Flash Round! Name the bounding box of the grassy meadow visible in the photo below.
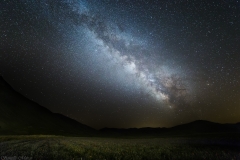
[0,135,239,160]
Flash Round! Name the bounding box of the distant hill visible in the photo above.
[1,76,239,137]
[0,76,96,136]
[170,120,240,135]
[101,120,240,137]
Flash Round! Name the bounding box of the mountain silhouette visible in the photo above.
[1,76,239,137]
[101,120,240,137]
[0,76,96,136]
[170,120,240,134]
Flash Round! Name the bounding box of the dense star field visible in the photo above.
[1,0,240,129]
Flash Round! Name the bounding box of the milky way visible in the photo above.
[53,0,192,108]
[1,0,240,129]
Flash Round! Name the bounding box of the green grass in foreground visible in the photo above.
[0,135,239,160]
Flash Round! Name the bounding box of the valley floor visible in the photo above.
[0,135,239,160]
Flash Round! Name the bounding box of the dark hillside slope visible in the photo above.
[0,76,96,136]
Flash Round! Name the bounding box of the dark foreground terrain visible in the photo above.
[0,135,239,160]
[1,76,240,160]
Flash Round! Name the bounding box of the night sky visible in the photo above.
[1,0,240,129]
